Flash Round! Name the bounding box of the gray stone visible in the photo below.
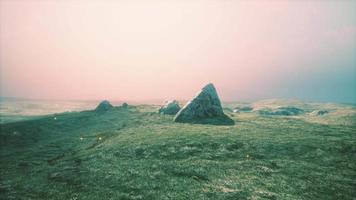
[95,100,114,112]
[174,83,234,125]
[122,102,129,108]
[312,110,329,116]
[159,100,181,115]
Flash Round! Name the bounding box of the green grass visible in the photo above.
[0,104,355,199]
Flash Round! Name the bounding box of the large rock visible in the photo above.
[159,100,181,115]
[95,100,114,112]
[174,83,234,125]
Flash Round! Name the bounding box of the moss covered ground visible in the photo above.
[1,103,355,199]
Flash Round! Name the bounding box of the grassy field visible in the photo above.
[0,101,356,200]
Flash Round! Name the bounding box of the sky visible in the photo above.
[1,0,355,103]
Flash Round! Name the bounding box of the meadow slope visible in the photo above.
[0,102,356,200]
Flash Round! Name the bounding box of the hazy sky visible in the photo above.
[1,0,355,103]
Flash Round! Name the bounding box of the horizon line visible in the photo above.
[1,96,355,106]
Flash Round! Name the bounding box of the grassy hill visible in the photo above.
[0,102,356,199]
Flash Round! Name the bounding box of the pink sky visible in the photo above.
[1,0,355,103]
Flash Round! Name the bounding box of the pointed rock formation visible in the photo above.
[95,100,114,112]
[159,100,181,115]
[174,83,234,125]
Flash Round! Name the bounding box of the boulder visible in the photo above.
[159,100,181,115]
[95,100,114,112]
[122,102,129,108]
[174,83,234,125]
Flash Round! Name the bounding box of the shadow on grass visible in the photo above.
[174,114,235,126]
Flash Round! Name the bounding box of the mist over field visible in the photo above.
[1,0,355,103]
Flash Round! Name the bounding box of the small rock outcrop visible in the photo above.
[174,83,234,125]
[159,100,181,115]
[258,107,304,116]
[233,106,253,113]
[122,102,129,109]
[312,110,329,116]
[95,100,114,112]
